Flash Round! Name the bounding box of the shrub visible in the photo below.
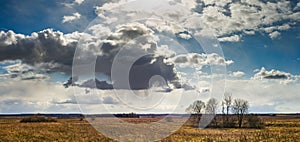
[221,115,236,128]
[20,116,57,123]
[246,114,265,129]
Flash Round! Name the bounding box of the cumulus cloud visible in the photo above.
[252,67,298,85]
[62,12,81,23]
[0,30,25,46]
[0,29,80,73]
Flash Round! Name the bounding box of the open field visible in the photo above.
[0,115,299,141]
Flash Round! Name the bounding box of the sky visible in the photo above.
[0,0,300,114]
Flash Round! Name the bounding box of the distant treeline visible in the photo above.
[1,113,299,118]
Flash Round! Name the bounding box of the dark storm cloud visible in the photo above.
[96,24,181,90]
[0,24,184,90]
[73,23,183,90]
[264,74,289,79]
[254,67,292,80]
[0,29,79,72]
[79,79,113,90]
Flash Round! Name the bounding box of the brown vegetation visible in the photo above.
[20,114,57,123]
[0,115,299,141]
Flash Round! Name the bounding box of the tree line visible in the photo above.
[186,93,265,129]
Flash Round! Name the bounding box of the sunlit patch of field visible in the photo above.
[0,115,299,141]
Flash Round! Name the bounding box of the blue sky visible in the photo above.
[224,28,300,77]
[0,0,300,113]
[0,0,101,34]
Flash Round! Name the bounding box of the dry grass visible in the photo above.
[0,118,113,141]
[0,116,299,141]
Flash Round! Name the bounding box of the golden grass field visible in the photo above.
[0,115,299,141]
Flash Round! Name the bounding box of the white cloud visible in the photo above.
[62,0,85,8]
[269,31,281,39]
[2,62,49,81]
[154,45,176,58]
[218,35,241,42]
[74,0,84,5]
[62,12,81,23]
[178,33,192,40]
[243,30,255,35]
[230,71,245,78]
[4,62,33,74]
[289,12,300,21]
[277,24,291,31]
[263,24,291,33]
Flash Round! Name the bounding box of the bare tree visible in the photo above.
[206,98,218,114]
[186,100,205,114]
[206,98,218,127]
[232,99,249,128]
[223,92,232,116]
[186,100,205,127]
[222,93,232,127]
